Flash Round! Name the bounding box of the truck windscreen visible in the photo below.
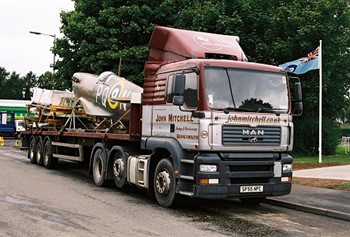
[205,67,288,113]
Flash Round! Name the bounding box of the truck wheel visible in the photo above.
[36,137,44,166]
[43,139,58,169]
[111,151,127,188]
[28,136,37,164]
[92,148,109,187]
[154,158,176,207]
[239,197,266,205]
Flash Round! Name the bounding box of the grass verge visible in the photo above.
[293,146,350,191]
[293,178,350,191]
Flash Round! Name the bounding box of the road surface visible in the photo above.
[0,144,349,236]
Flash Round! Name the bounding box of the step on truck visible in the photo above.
[21,26,302,207]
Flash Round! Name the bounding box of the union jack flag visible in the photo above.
[279,47,320,74]
[300,47,319,63]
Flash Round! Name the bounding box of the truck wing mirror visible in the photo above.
[290,77,303,116]
[293,101,303,116]
[173,96,184,106]
[172,74,186,106]
[173,74,186,96]
[294,81,302,101]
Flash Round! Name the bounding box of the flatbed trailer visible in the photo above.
[21,26,302,207]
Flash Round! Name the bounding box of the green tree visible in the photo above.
[37,71,66,90]
[0,68,40,100]
[55,0,160,87]
[54,0,203,87]
[54,0,350,155]
[0,67,10,91]
[22,71,38,100]
[175,0,350,155]
[2,72,23,99]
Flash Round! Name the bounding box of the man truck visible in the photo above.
[21,26,302,207]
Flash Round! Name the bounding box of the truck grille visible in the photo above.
[222,125,281,146]
[222,153,277,184]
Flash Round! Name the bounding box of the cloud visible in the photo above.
[0,0,74,76]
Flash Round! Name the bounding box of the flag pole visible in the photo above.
[319,40,323,163]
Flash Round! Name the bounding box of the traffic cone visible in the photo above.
[0,137,4,146]
[15,139,20,147]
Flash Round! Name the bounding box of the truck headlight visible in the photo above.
[199,164,217,172]
[283,164,292,172]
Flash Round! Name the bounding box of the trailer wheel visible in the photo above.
[239,197,266,205]
[154,158,176,207]
[43,139,58,169]
[92,148,109,187]
[36,137,44,166]
[111,151,127,188]
[28,136,37,164]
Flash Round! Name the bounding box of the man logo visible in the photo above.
[249,137,258,143]
[242,130,264,136]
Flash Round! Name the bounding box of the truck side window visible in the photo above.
[166,73,198,109]
[166,75,175,103]
[183,73,198,109]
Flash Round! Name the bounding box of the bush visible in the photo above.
[322,119,340,155]
[293,116,317,155]
[293,116,340,155]
[340,126,350,137]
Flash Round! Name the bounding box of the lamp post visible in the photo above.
[29,31,57,89]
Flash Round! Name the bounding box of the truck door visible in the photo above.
[152,72,199,150]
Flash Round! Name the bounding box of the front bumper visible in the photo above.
[191,152,292,199]
[194,182,291,199]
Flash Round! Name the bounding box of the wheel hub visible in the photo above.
[113,158,124,179]
[36,151,41,163]
[94,156,103,179]
[29,150,34,159]
[43,151,48,165]
[156,170,171,194]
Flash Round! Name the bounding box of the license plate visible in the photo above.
[240,185,263,193]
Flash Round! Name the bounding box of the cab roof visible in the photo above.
[148,26,248,62]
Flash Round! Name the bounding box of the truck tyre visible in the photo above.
[154,158,176,207]
[28,136,37,164]
[36,137,44,166]
[92,148,110,187]
[43,139,58,169]
[111,151,127,188]
[239,197,266,205]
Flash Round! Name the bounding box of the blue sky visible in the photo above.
[0,0,74,76]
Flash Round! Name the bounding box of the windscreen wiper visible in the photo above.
[220,107,286,115]
[257,107,287,115]
[221,107,257,114]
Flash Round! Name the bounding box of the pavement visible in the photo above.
[293,165,350,181]
[266,165,350,221]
